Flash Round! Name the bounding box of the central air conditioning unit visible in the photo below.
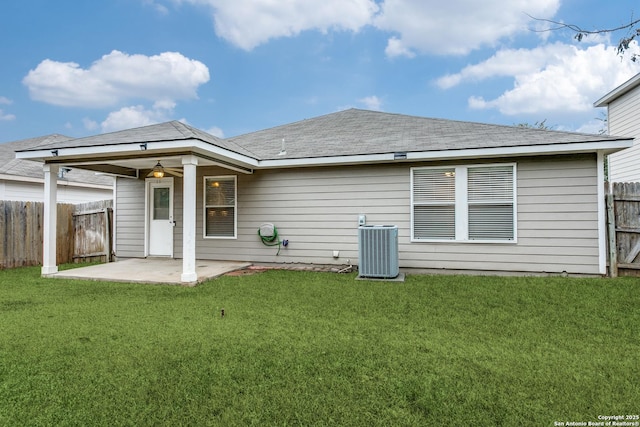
[358,225,399,279]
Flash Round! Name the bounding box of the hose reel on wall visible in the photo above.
[258,223,288,255]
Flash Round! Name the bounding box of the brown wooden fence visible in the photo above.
[607,182,640,277]
[0,200,112,269]
[73,201,113,264]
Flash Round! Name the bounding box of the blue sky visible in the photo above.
[1,0,640,143]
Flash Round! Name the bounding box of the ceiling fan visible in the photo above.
[146,161,184,178]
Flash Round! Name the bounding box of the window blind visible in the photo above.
[204,176,236,238]
[412,168,455,240]
[411,164,515,242]
[468,166,514,240]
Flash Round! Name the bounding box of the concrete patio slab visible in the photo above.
[49,258,252,285]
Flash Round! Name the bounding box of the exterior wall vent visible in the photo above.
[358,225,399,279]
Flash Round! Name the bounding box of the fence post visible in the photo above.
[606,184,618,278]
[104,208,111,263]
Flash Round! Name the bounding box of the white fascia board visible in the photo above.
[54,181,113,190]
[0,174,43,183]
[16,138,259,169]
[258,152,392,168]
[55,181,114,190]
[256,139,634,169]
[0,173,113,189]
[16,136,633,171]
[188,143,258,170]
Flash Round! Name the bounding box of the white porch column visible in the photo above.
[181,155,198,283]
[42,164,59,275]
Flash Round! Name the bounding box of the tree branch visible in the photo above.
[527,14,640,36]
[527,13,640,61]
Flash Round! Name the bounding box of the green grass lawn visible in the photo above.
[0,266,638,426]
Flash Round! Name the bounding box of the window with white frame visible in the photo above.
[204,176,237,238]
[411,164,516,242]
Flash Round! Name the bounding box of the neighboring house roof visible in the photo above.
[594,73,640,107]
[15,109,634,173]
[1,134,112,187]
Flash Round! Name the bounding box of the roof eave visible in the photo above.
[594,73,640,107]
[16,135,632,171]
[15,138,260,170]
[256,139,634,169]
[0,173,113,189]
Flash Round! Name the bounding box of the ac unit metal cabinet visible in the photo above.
[358,225,399,278]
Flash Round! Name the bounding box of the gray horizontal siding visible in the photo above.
[404,156,598,275]
[190,156,600,274]
[115,176,183,258]
[113,155,601,274]
[195,165,407,264]
[608,87,640,136]
[114,177,145,258]
[608,144,640,182]
[608,86,640,182]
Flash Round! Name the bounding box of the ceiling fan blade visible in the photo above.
[165,168,184,177]
[145,167,183,178]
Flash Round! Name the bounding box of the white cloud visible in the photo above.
[168,0,566,58]
[23,50,209,108]
[576,118,607,135]
[143,0,170,14]
[206,126,224,138]
[375,0,560,57]
[100,102,175,133]
[83,118,99,131]
[441,42,640,116]
[153,99,177,110]
[0,96,14,121]
[0,110,16,121]
[174,0,378,50]
[384,37,416,58]
[162,0,571,61]
[436,44,569,89]
[358,95,383,110]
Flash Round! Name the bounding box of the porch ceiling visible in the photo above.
[48,152,254,177]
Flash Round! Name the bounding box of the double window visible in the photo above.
[204,176,236,238]
[411,164,516,242]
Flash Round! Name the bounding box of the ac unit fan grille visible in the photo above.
[358,225,399,279]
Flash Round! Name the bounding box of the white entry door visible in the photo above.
[147,178,174,257]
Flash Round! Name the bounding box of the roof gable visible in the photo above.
[24,121,258,159]
[594,73,640,107]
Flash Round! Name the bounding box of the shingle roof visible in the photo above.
[28,120,258,159]
[14,109,631,168]
[227,108,622,160]
[0,135,112,185]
